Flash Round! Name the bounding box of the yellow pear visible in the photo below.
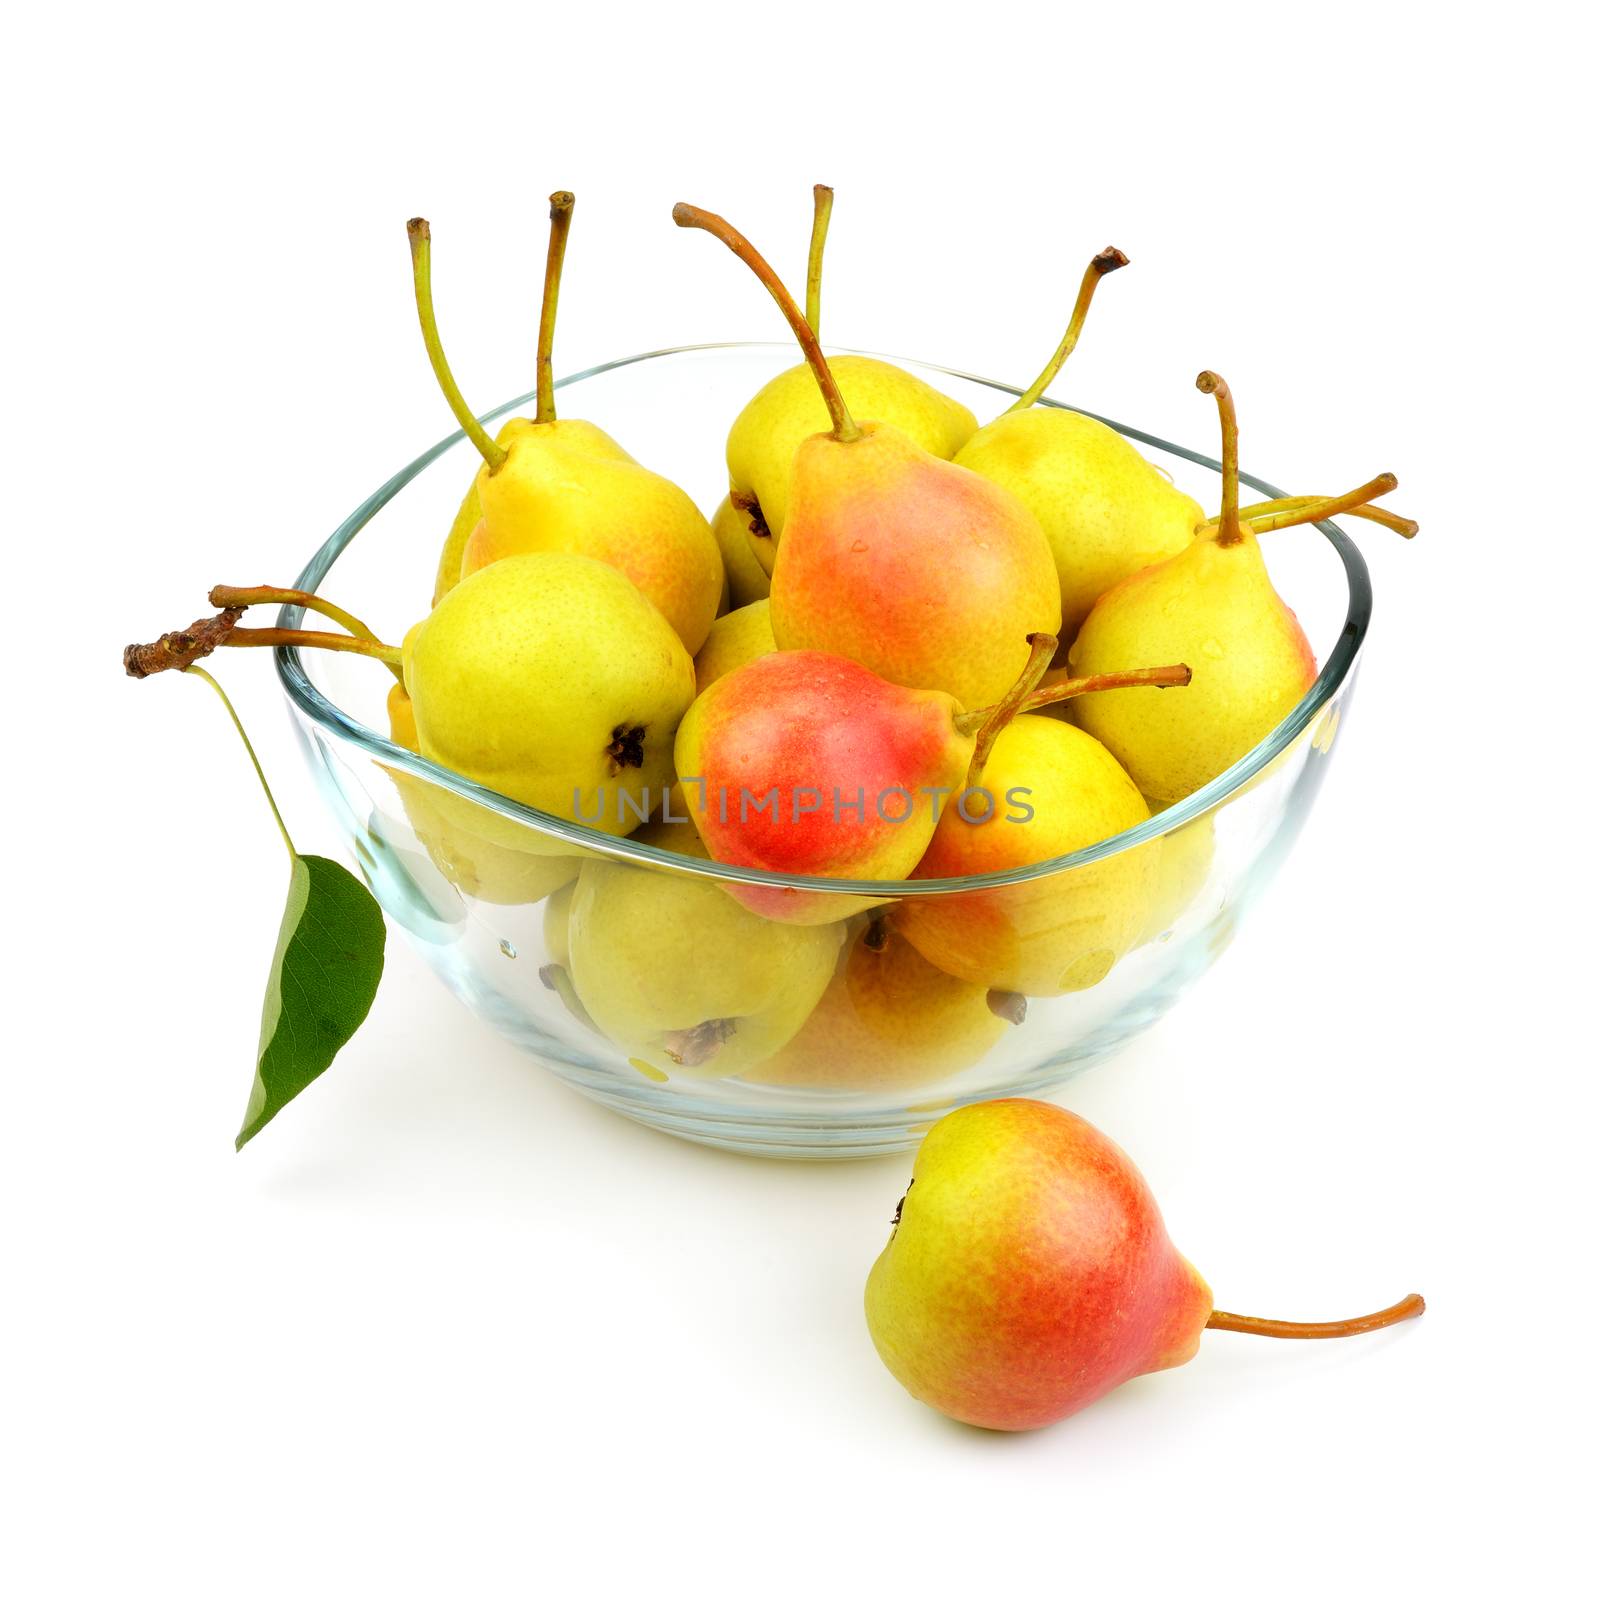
[693,599,776,695]
[896,714,1158,996]
[709,494,771,608]
[743,921,1008,1091]
[952,247,1204,637]
[410,205,721,651]
[566,820,844,1078]
[1136,808,1216,946]
[385,684,581,904]
[1068,373,1410,805]
[402,552,695,837]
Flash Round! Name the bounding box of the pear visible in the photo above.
[720,185,977,571]
[674,643,1052,923]
[566,820,844,1078]
[675,201,1059,710]
[693,599,776,695]
[866,1099,1425,1432]
[1136,806,1216,946]
[897,712,1161,995]
[1068,371,1411,805]
[709,494,771,607]
[742,920,1009,1092]
[728,355,978,567]
[385,683,581,904]
[952,246,1206,637]
[410,206,722,651]
[404,551,695,836]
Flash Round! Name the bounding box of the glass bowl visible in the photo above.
[276,344,1368,1158]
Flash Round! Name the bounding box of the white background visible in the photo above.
[6,4,1595,1594]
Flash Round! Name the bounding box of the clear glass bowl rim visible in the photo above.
[276,342,1372,898]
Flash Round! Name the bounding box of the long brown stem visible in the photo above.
[208,586,404,683]
[954,632,1058,785]
[1021,663,1192,714]
[1221,496,1419,540]
[1196,371,1241,545]
[1226,474,1404,537]
[224,627,403,666]
[1207,1293,1425,1339]
[806,184,833,337]
[536,191,575,424]
[1009,247,1129,412]
[407,218,508,472]
[673,202,861,442]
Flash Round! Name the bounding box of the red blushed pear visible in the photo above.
[673,202,1061,710]
[1068,371,1417,806]
[410,204,722,652]
[674,641,1186,925]
[866,1099,1425,1432]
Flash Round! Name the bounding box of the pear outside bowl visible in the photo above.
[277,344,1370,1159]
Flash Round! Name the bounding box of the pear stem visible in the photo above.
[207,585,404,683]
[1223,496,1419,540]
[954,633,1058,785]
[535,191,575,425]
[1221,474,1405,538]
[806,184,833,337]
[184,665,297,860]
[1207,1293,1425,1340]
[673,202,861,443]
[1009,248,1130,412]
[407,218,508,473]
[1020,663,1192,714]
[1196,371,1241,545]
[225,627,403,667]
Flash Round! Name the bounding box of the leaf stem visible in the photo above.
[673,201,861,443]
[1207,1293,1425,1339]
[536,191,575,424]
[1009,248,1129,412]
[806,184,833,337]
[185,665,296,860]
[407,218,508,472]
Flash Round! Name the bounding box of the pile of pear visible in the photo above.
[377,190,1413,1092]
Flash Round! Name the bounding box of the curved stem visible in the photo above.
[1222,474,1405,538]
[185,665,296,860]
[1021,663,1192,714]
[673,202,861,442]
[224,627,403,667]
[1196,371,1240,545]
[209,585,404,683]
[536,191,575,424]
[407,218,508,472]
[806,184,833,337]
[1207,1293,1425,1340]
[954,633,1058,784]
[1009,247,1129,412]
[1221,496,1419,540]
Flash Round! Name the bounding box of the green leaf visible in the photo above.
[237,854,386,1150]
